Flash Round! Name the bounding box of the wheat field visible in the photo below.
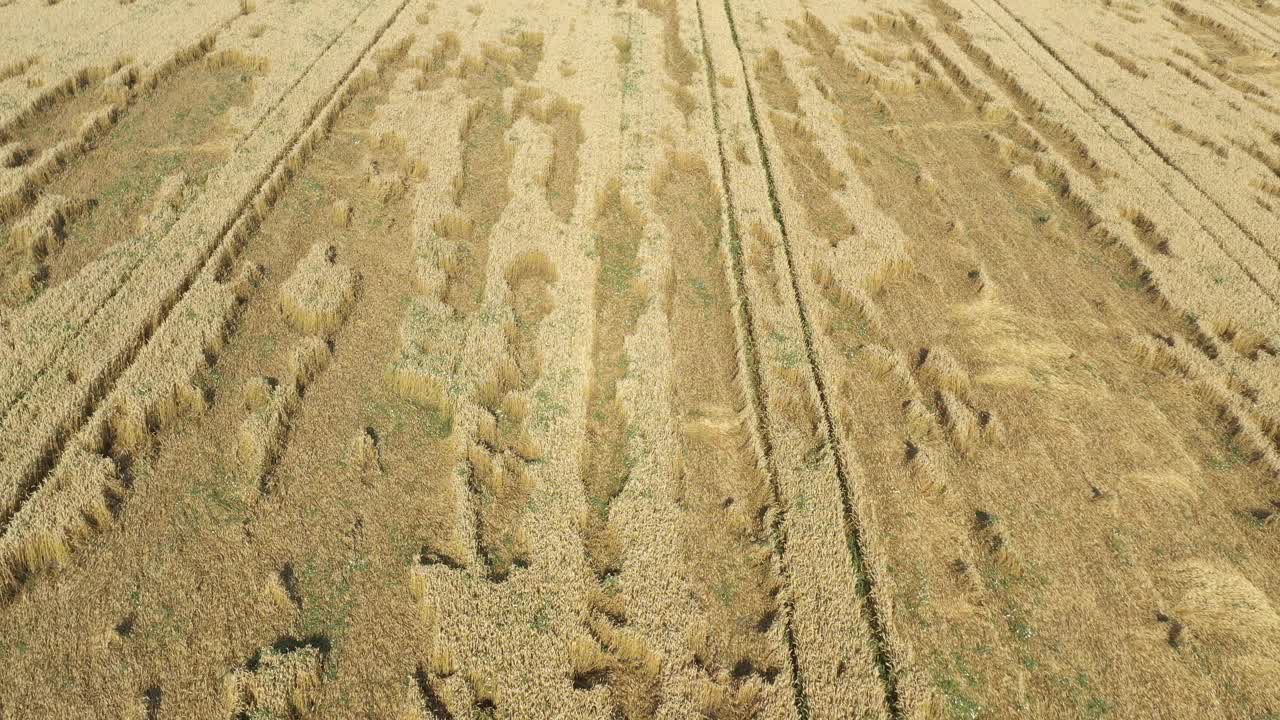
[1,0,1278,717]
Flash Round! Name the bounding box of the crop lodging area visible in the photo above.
[1,0,1279,717]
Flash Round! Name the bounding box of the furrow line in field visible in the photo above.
[692,0,808,716]
[718,0,902,716]
[977,0,1280,295]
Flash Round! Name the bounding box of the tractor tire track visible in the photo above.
[716,0,903,716]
